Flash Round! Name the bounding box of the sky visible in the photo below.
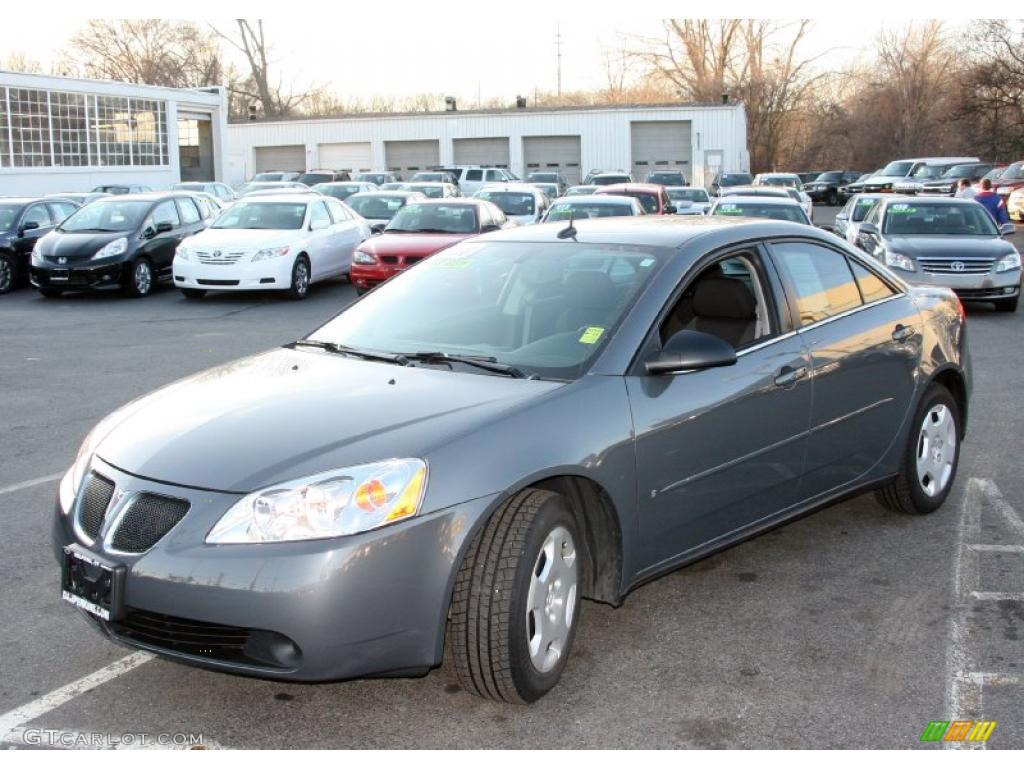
[5,14,967,106]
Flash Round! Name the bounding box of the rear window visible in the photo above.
[476,191,535,215]
[593,175,630,186]
[347,195,408,220]
[713,201,809,224]
[546,202,634,220]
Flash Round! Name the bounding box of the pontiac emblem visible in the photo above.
[58,256,67,264]
[951,261,965,272]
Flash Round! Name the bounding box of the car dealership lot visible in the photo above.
[1,209,1022,749]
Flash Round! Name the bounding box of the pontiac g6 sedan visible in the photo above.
[54,217,970,704]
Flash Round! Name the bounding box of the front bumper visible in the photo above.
[804,188,834,202]
[918,185,957,197]
[350,263,404,291]
[53,456,496,681]
[900,268,1021,298]
[173,257,291,292]
[31,261,129,290]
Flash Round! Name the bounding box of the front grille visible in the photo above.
[80,473,115,539]
[109,609,301,669]
[405,255,424,265]
[110,493,189,553]
[196,251,246,265]
[197,279,240,286]
[380,255,399,265]
[918,257,994,275]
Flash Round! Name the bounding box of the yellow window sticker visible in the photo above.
[579,327,605,344]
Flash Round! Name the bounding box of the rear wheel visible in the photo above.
[447,489,581,703]
[994,295,1018,313]
[181,288,206,300]
[827,190,838,206]
[875,384,961,515]
[286,257,310,300]
[0,252,14,294]
[123,259,154,298]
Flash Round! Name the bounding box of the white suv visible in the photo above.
[453,167,517,196]
[173,194,370,300]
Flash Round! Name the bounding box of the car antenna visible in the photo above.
[557,210,577,240]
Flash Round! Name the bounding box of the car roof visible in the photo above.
[550,195,637,205]
[877,195,978,206]
[348,190,421,198]
[665,186,707,192]
[87,192,183,202]
[0,197,46,205]
[715,196,802,206]
[478,183,542,193]
[596,183,664,194]
[756,172,799,178]
[721,186,789,196]
[234,195,315,204]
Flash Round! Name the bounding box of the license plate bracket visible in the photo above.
[50,269,70,281]
[61,544,126,621]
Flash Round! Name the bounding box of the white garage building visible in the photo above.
[226,103,748,188]
[0,70,228,195]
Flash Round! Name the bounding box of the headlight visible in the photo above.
[252,246,290,262]
[353,250,377,265]
[175,246,190,261]
[996,251,1021,273]
[92,237,127,260]
[205,459,428,544]
[884,251,916,272]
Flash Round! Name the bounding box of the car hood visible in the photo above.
[94,347,561,493]
[361,232,472,257]
[182,228,297,250]
[38,230,132,258]
[882,235,1015,259]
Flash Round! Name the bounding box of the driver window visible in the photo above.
[309,201,331,228]
[659,251,775,350]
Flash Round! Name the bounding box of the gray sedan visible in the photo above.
[54,217,970,703]
[854,196,1021,312]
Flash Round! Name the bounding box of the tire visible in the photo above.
[875,384,961,515]
[355,286,369,296]
[181,288,206,300]
[827,191,838,206]
[123,259,154,298]
[0,252,14,294]
[994,295,1018,313]
[447,488,582,704]
[286,257,310,301]
[38,287,63,298]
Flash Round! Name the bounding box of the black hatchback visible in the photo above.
[0,197,80,294]
[30,193,208,298]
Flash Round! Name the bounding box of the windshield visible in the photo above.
[412,173,444,182]
[357,174,386,184]
[942,164,979,179]
[299,173,333,185]
[593,175,630,186]
[911,165,949,179]
[1000,162,1024,181]
[212,201,307,230]
[527,173,559,183]
[173,183,206,191]
[253,173,285,181]
[476,191,535,215]
[385,203,478,234]
[315,184,363,200]
[883,202,999,236]
[758,176,801,190]
[348,195,408,220]
[720,173,753,186]
[307,242,665,379]
[983,167,1006,182]
[879,161,914,177]
[814,172,843,183]
[667,189,710,203]
[618,191,659,213]
[413,185,444,198]
[648,172,684,184]
[546,201,635,220]
[713,201,809,224]
[566,186,597,196]
[58,200,150,232]
[852,197,880,222]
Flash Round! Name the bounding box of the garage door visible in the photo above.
[453,137,510,168]
[318,142,372,173]
[384,140,440,179]
[523,136,582,185]
[253,145,305,173]
[630,121,692,183]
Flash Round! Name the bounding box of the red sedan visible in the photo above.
[350,199,514,294]
[595,183,677,215]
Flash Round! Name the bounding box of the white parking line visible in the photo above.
[0,652,152,744]
[967,544,1024,553]
[971,591,1024,601]
[0,472,63,496]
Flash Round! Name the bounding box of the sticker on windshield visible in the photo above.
[889,204,916,214]
[640,258,655,267]
[436,256,472,269]
[716,204,742,215]
[578,327,605,345]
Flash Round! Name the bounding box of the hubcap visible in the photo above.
[135,262,152,294]
[526,526,577,674]
[295,262,309,295]
[0,257,10,291]
[916,404,956,497]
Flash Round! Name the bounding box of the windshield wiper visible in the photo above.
[292,339,409,365]
[403,351,527,378]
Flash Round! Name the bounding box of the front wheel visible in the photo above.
[447,489,581,703]
[286,257,310,301]
[0,252,14,294]
[876,384,961,515]
[123,259,154,298]
[827,191,838,206]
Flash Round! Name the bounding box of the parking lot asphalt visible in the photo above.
[1,208,1022,749]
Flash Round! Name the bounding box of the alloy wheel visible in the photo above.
[525,525,578,674]
[294,261,309,296]
[135,262,152,295]
[0,256,11,293]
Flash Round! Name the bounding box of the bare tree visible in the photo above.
[213,20,308,119]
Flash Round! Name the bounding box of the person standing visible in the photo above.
[974,178,1009,224]
[955,179,977,199]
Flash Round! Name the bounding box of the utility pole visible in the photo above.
[556,22,562,99]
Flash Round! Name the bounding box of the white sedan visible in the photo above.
[474,183,551,226]
[173,194,370,300]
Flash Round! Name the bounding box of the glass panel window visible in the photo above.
[178,197,202,225]
[8,88,51,167]
[51,91,90,166]
[147,200,180,230]
[771,241,863,325]
[23,203,53,227]
[131,98,166,166]
[849,258,897,304]
[309,201,331,227]
[94,95,131,166]
[0,90,9,167]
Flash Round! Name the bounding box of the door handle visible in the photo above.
[774,365,808,387]
[891,324,914,342]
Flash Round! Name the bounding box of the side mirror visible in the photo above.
[480,223,501,233]
[818,224,837,233]
[142,225,156,239]
[155,221,174,234]
[18,221,40,236]
[664,204,677,215]
[999,222,1016,236]
[370,223,386,234]
[645,330,737,375]
[858,221,879,236]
